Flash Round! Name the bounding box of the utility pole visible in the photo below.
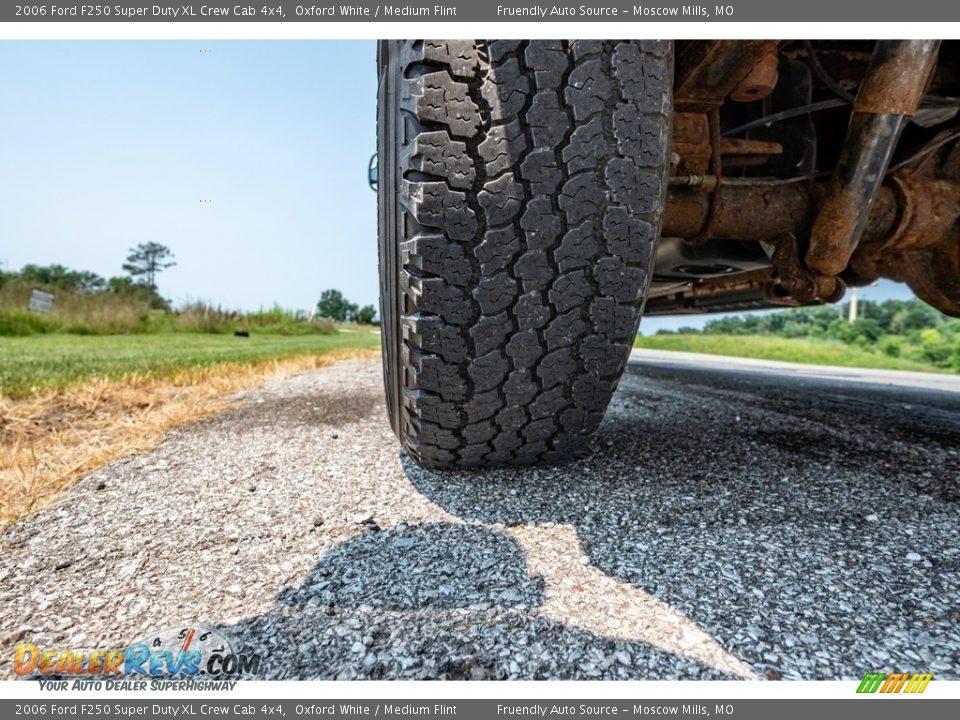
[848,286,859,322]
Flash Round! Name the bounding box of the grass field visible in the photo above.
[0,328,381,399]
[1,328,382,524]
[634,333,946,373]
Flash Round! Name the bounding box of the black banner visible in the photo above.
[3,1,960,22]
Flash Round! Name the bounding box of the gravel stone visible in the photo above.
[1,354,958,680]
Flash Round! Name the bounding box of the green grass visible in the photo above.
[634,334,947,373]
[0,329,381,399]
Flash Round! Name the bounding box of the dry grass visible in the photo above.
[0,348,378,526]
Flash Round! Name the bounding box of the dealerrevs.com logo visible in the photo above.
[13,625,262,688]
[857,672,934,694]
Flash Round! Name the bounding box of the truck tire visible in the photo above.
[378,40,673,469]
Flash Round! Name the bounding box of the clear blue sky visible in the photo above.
[0,40,917,328]
[0,40,379,313]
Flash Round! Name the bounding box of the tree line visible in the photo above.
[658,298,960,369]
[315,289,377,325]
[2,245,379,325]
[0,242,175,309]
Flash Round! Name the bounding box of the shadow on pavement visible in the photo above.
[403,364,960,679]
[219,362,959,680]
[218,520,731,680]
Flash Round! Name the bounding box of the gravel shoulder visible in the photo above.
[1,354,958,680]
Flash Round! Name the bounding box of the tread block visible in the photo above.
[527,91,570,147]
[522,418,556,443]
[403,315,468,363]
[603,207,653,264]
[614,42,670,110]
[406,391,462,427]
[478,120,527,176]
[529,386,568,420]
[543,308,588,349]
[515,291,552,330]
[555,220,599,272]
[613,103,666,168]
[478,173,524,226]
[470,311,513,356]
[565,58,614,122]
[481,57,531,122]
[594,257,645,303]
[404,180,477,242]
[491,430,524,455]
[505,328,542,369]
[476,226,522,276]
[589,297,639,339]
[402,234,472,287]
[407,353,467,402]
[408,440,457,468]
[463,420,497,444]
[406,276,474,325]
[573,374,611,413]
[512,440,550,465]
[549,269,592,313]
[404,72,481,139]
[411,418,462,450]
[520,148,564,196]
[562,116,608,174]
[558,174,604,225]
[463,388,503,422]
[520,197,563,250]
[515,250,554,292]
[488,40,523,64]
[459,442,492,466]
[604,158,661,215]
[570,41,604,62]
[472,271,518,314]
[406,131,476,190]
[537,346,576,390]
[503,369,539,406]
[524,41,569,90]
[582,335,628,377]
[496,406,528,432]
[419,40,481,78]
[468,349,509,392]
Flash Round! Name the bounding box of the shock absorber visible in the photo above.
[805,40,941,277]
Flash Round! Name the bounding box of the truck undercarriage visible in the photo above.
[646,40,960,318]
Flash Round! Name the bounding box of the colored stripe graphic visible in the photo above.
[881,672,908,693]
[857,672,885,693]
[904,673,933,693]
[857,672,933,694]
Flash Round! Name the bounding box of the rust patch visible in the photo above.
[731,53,779,103]
[850,172,960,316]
[675,40,783,106]
[853,40,940,116]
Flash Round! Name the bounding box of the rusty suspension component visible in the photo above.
[730,53,779,103]
[673,41,786,248]
[805,40,942,277]
[675,40,783,106]
[849,172,960,316]
[661,173,960,315]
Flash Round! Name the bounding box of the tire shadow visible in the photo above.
[399,363,960,680]
[217,521,731,680]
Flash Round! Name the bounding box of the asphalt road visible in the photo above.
[1,351,958,680]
